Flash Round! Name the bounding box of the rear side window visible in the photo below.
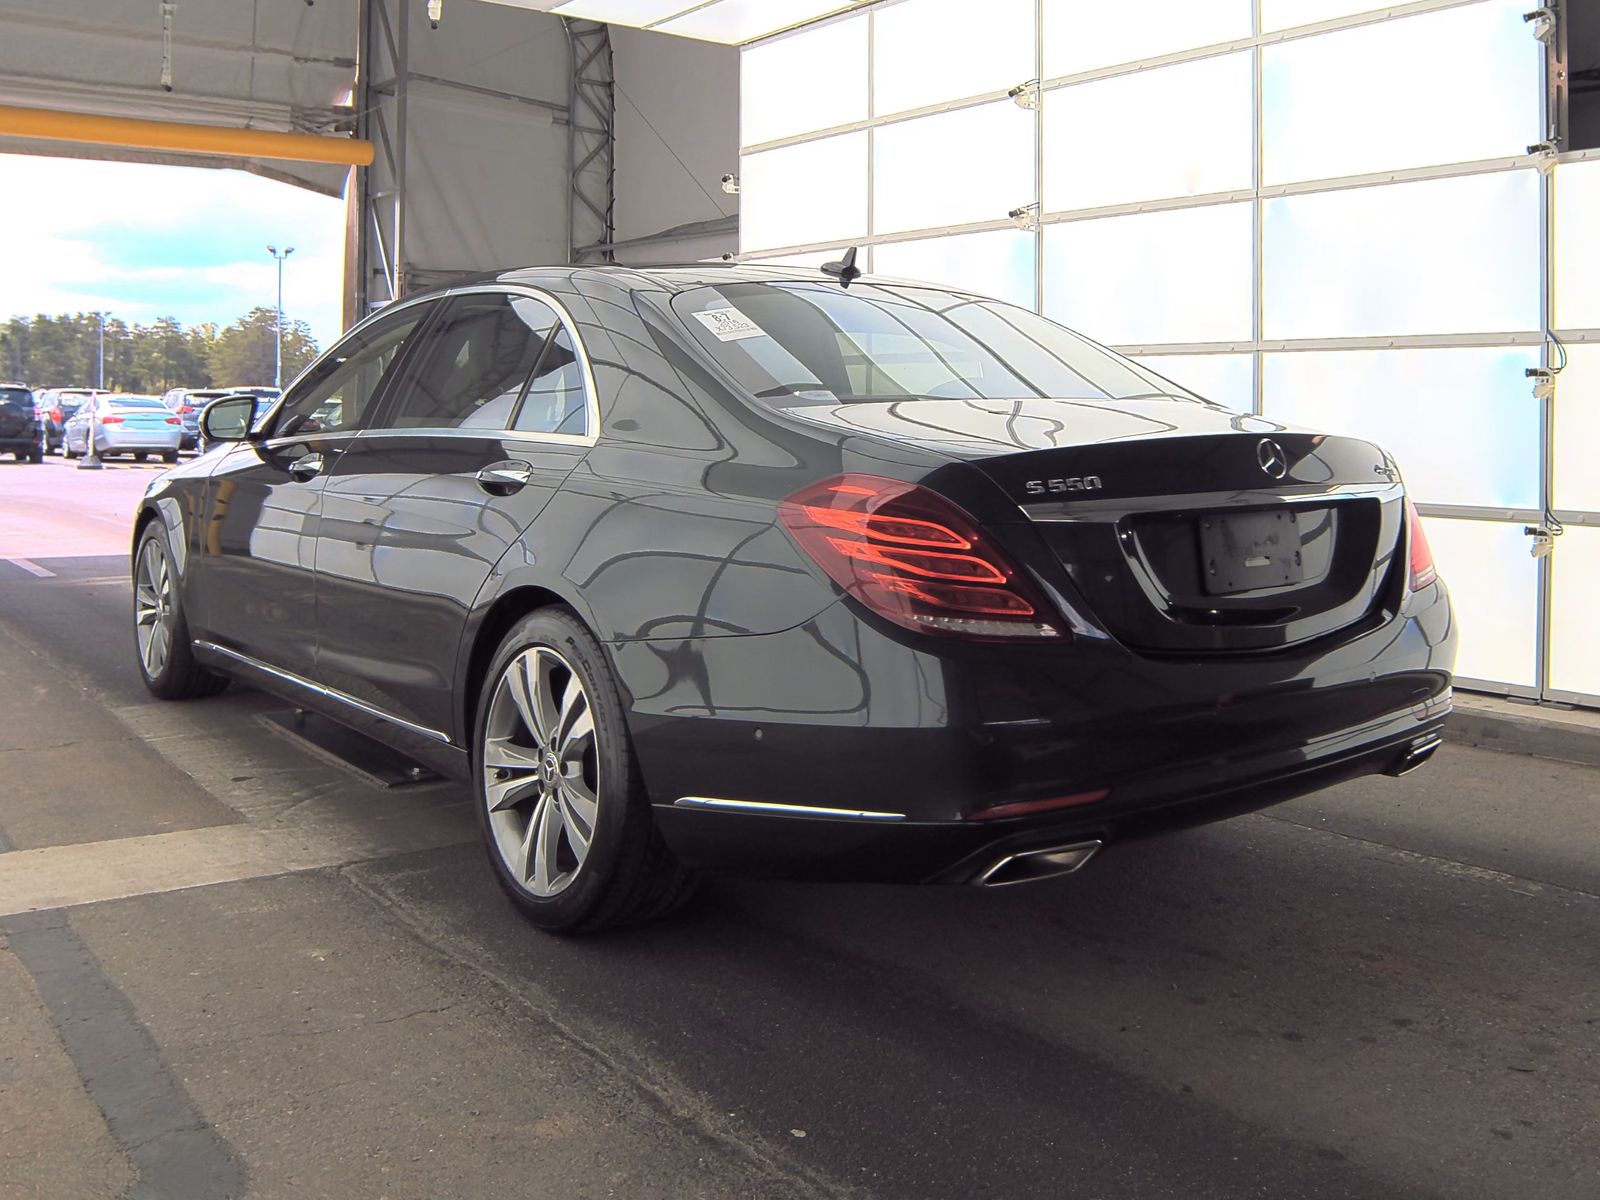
[512,326,587,436]
[385,293,562,432]
[0,388,31,409]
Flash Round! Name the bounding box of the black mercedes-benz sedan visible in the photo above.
[130,264,1456,932]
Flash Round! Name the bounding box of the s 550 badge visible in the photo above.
[1024,476,1103,496]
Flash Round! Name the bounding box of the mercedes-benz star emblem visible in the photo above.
[1256,438,1289,480]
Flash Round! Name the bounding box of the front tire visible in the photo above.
[474,609,694,933]
[133,523,230,701]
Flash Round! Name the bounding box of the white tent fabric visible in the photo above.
[0,0,361,195]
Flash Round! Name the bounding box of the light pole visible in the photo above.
[96,311,105,389]
[266,245,295,387]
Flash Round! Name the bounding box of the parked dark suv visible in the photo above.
[0,384,43,462]
[130,265,1456,933]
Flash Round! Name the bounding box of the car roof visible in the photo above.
[426,262,907,298]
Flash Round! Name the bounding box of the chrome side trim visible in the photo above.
[192,641,453,746]
[672,796,906,822]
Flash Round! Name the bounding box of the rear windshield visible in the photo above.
[670,281,1201,407]
[0,388,32,408]
[111,397,165,409]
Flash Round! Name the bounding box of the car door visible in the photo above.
[314,287,596,741]
[191,301,436,678]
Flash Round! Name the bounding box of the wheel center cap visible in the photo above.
[541,753,559,785]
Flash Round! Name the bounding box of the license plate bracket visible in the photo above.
[1198,509,1304,595]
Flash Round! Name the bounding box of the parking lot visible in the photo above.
[1,453,1598,1200]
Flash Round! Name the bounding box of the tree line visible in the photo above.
[0,308,321,393]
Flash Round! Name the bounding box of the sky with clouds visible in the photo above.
[0,154,347,349]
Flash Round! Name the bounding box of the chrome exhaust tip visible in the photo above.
[1387,733,1444,778]
[976,840,1102,887]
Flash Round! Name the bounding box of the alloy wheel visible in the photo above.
[482,646,600,898]
[134,538,175,678]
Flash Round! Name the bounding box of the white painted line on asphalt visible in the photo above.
[0,810,473,918]
[6,558,55,578]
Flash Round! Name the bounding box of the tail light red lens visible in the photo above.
[99,415,124,425]
[178,405,194,414]
[50,408,62,422]
[165,416,181,425]
[779,473,1063,640]
[969,789,1109,821]
[1406,499,1436,590]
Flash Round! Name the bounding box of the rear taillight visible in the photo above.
[178,405,194,414]
[1406,499,1436,590]
[779,473,1063,640]
[50,408,62,422]
[99,415,124,425]
[165,416,181,425]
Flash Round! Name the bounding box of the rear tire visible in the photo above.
[474,609,695,934]
[63,443,77,460]
[161,451,178,464]
[132,523,230,701]
[133,452,147,462]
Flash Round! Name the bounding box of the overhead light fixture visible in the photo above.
[427,0,442,27]
[1009,202,1040,231]
[1523,7,1555,44]
[720,172,740,194]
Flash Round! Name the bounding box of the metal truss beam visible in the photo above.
[565,18,615,263]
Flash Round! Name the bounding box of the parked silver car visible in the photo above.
[160,388,234,450]
[63,394,182,462]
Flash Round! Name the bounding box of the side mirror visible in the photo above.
[199,395,258,444]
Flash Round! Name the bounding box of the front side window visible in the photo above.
[275,304,432,438]
[384,293,572,432]
[670,281,1204,407]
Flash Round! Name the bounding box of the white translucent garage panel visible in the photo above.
[872,229,1037,309]
[873,102,1033,236]
[1555,159,1600,330]
[1132,354,1255,412]
[739,131,867,252]
[741,16,866,146]
[1422,517,1538,688]
[1550,527,1600,698]
[1262,3,1540,184]
[1042,0,1251,76]
[1262,171,1540,339]
[1262,0,1396,31]
[1043,203,1253,345]
[1044,54,1251,212]
[1553,345,1600,513]
[1263,348,1541,509]
[874,0,1034,115]
[743,251,836,267]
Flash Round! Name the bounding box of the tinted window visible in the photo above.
[385,293,558,431]
[512,326,587,436]
[111,397,165,409]
[671,282,1200,406]
[276,305,431,438]
[0,388,30,410]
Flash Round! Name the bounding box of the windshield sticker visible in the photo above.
[691,306,766,342]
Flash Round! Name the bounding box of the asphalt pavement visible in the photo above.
[1,452,1598,1200]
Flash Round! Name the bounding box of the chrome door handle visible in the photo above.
[288,452,324,481]
[476,460,534,494]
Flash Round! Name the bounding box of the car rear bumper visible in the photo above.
[0,435,39,451]
[622,582,1457,883]
[650,702,1448,884]
[99,428,182,452]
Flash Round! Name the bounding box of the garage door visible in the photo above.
[735,0,1600,707]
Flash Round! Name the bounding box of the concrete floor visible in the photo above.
[2,453,1598,1200]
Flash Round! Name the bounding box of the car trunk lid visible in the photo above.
[784,397,1408,654]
